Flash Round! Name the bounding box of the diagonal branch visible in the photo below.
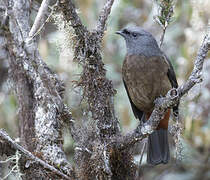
[28,0,51,39]
[58,0,88,38]
[96,0,115,37]
[178,34,210,97]
[0,129,73,180]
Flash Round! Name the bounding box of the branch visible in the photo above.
[57,0,120,139]
[178,35,210,97]
[154,0,176,47]
[96,0,115,37]
[159,27,166,48]
[28,0,52,39]
[0,129,73,180]
[57,2,122,177]
[58,0,87,38]
[3,0,76,177]
[118,33,210,150]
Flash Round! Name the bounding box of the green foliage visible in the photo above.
[155,0,175,28]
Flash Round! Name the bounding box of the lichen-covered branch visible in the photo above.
[0,130,72,180]
[1,0,75,178]
[96,0,115,37]
[58,0,120,139]
[57,0,88,37]
[178,35,210,97]
[57,1,129,179]
[3,0,208,179]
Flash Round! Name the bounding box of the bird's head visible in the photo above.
[116,26,161,56]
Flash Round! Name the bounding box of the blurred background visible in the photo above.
[0,0,210,179]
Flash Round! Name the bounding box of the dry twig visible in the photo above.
[28,0,51,39]
[0,129,72,180]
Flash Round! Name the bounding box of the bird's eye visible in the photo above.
[132,33,138,37]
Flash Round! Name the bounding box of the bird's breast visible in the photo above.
[122,55,171,112]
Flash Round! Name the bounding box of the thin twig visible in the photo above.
[0,129,73,180]
[28,0,51,39]
[96,0,115,36]
[135,139,147,179]
[159,27,166,48]
[139,140,147,166]
[0,151,23,180]
[28,4,55,41]
[154,0,175,48]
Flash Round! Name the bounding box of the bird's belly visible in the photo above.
[127,75,170,112]
[123,55,171,112]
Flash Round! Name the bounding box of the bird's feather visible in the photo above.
[123,79,144,122]
[164,55,179,119]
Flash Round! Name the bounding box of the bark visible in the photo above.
[1,0,74,179]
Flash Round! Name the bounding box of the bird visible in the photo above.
[116,26,179,165]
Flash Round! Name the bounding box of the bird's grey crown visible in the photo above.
[119,26,163,57]
[122,26,151,36]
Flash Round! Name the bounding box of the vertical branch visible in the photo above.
[159,27,166,47]
[57,1,124,179]
[178,34,210,97]
[154,0,176,47]
[58,0,120,139]
[12,0,31,40]
[7,0,35,153]
[2,0,75,178]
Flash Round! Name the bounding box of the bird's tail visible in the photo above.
[147,129,170,165]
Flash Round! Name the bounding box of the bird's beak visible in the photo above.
[115,30,123,36]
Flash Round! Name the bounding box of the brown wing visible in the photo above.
[123,79,144,122]
[122,55,171,113]
[163,55,179,118]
